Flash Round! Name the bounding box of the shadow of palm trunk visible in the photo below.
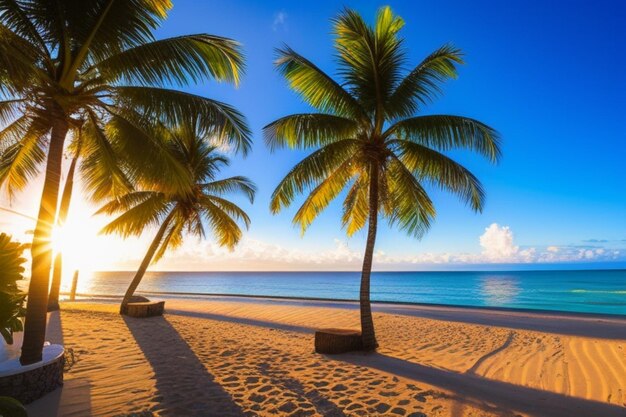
[123,315,245,417]
[257,362,347,417]
[338,352,626,417]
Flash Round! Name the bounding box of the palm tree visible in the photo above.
[0,0,250,365]
[47,131,81,312]
[97,121,256,315]
[264,6,501,350]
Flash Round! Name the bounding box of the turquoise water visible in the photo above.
[66,269,626,316]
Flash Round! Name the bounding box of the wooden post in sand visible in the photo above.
[69,270,79,301]
[314,328,363,354]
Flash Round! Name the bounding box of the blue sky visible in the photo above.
[2,0,625,270]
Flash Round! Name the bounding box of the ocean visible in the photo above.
[61,269,626,316]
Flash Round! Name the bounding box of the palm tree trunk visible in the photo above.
[360,164,379,350]
[119,211,174,315]
[20,118,68,365]
[47,153,79,312]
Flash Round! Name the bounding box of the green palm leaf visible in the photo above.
[94,34,244,86]
[333,7,405,115]
[341,175,369,236]
[275,46,365,120]
[203,195,251,228]
[153,211,185,262]
[388,115,501,162]
[385,157,435,238]
[0,122,45,198]
[393,140,485,211]
[293,159,356,233]
[99,193,171,238]
[110,86,251,154]
[264,113,358,150]
[201,199,244,249]
[95,190,160,215]
[386,44,463,118]
[202,176,256,203]
[270,139,359,213]
[80,113,134,201]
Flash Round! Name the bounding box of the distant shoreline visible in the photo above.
[61,290,626,321]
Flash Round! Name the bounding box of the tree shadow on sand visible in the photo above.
[338,353,626,417]
[123,315,245,417]
[256,361,347,417]
[27,311,93,417]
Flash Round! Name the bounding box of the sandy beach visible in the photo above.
[25,296,626,417]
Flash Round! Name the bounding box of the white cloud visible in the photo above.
[272,11,287,32]
[139,221,623,271]
[479,223,519,261]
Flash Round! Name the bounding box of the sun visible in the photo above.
[49,196,134,274]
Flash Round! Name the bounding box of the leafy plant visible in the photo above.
[0,396,28,417]
[0,233,26,345]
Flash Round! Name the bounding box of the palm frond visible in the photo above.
[0,116,29,152]
[0,24,50,91]
[105,112,193,194]
[263,113,358,150]
[201,199,244,249]
[94,34,243,86]
[270,139,359,213]
[153,210,185,262]
[293,159,355,233]
[385,157,435,238]
[333,6,405,115]
[99,193,171,238]
[341,174,369,236]
[67,0,172,67]
[203,195,251,228]
[111,87,251,155]
[80,112,133,202]
[275,46,365,120]
[0,123,45,198]
[95,190,160,215]
[386,44,463,118]
[202,176,256,203]
[0,99,23,126]
[392,140,485,211]
[0,0,48,54]
[387,115,501,162]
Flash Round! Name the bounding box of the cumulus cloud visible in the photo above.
[272,11,287,31]
[479,224,519,261]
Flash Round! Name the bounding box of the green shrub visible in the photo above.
[0,396,28,417]
[0,234,27,345]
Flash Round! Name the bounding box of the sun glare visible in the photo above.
[50,197,137,275]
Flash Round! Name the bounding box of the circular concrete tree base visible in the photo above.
[0,344,64,404]
[314,329,363,354]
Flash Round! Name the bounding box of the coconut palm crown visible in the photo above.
[97,119,256,314]
[0,0,250,364]
[264,6,501,350]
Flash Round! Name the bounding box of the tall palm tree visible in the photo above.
[46,133,81,312]
[264,6,501,350]
[0,0,250,365]
[97,121,255,315]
